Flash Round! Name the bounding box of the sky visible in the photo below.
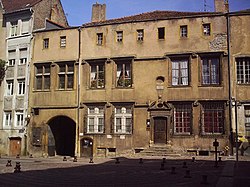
[60,0,250,26]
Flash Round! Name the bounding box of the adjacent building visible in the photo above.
[26,0,250,158]
[0,0,68,156]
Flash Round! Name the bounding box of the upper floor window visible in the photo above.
[236,57,250,84]
[201,56,220,85]
[116,61,132,88]
[201,102,224,135]
[60,36,66,47]
[19,48,27,65]
[137,29,144,41]
[173,103,192,135]
[6,80,14,96]
[43,38,49,49]
[158,27,165,40]
[97,33,103,45]
[35,64,50,90]
[58,63,74,90]
[4,112,12,128]
[90,63,104,89]
[86,106,104,134]
[21,19,29,34]
[203,23,211,36]
[8,50,16,66]
[116,31,123,42]
[114,106,132,134]
[10,21,18,37]
[15,112,24,127]
[180,25,188,38]
[171,58,189,86]
[17,79,25,95]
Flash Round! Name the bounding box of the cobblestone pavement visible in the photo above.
[0,155,249,187]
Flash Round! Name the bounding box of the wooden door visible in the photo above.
[81,138,93,157]
[154,117,167,144]
[9,138,21,156]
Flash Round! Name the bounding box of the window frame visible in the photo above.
[90,63,105,89]
[17,79,25,95]
[116,31,123,42]
[58,63,74,90]
[3,111,12,128]
[43,38,49,49]
[114,106,133,134]
[203,23,211,36]
[15,111,24,127]
[86,106,105,134]
[21,19,30,34]
[34,64,51,91]
[137,29,144,41]
[236,57,250,84]
[97,33,103,45]
[180,25,188,38]
[10,21,18,37]
[60,36,66,48]
[158,27,165,40]
[115,60,132,88]
[244,106,250,138]
[19,48,28,65]
[8,50,16,66]
[171,57,190,86]
[6,80,14,96]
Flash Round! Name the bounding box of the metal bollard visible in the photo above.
[115,158,120,164]
[14,162,21,173]
[63,156,67,161]
[171,167,176,174]
[89,157,94,163]
[16,154,20,159]
[218,156,222,162]
[73,156,77,162]
[184,170,191,178]
[192,157,195,162]
[139,158,143,164]
[162,158,166,163]
[6,160,12,167]
[160,163,165,170]
[201,175,208,184]
[183,161,187,168]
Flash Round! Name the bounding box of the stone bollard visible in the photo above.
[115,158,120,164]
[6,160,12,167]
[218,156,222,162]
[201,175,208,184]
[29,154,33,158]
[139,158,143,164]
[16,154,20,159]
[63,156,67,161]
[192,157,195,162]
[171,167,176,174]
[183,161,187,168]
[184,170,191,178]
[162,158,166,163]
[14,162,21,173]
[89,157,94,163]
[160,163,165,170]
[73,156,77,162]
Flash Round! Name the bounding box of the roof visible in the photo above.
[83,10,221,27]
[1,0,42,13]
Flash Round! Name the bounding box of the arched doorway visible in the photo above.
[80,138,93,157]
[48,116,76,157]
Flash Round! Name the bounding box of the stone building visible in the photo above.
[28,0,250,158]
[0,0,68,156]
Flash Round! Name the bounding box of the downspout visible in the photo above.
[76,27,81,157]
[226,13,233,156]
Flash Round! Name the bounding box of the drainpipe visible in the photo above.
[76,27,81,157]
[226,13,233,156]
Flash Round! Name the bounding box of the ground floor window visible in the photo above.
[86,106,104,133]
[244,106,250,138]
[201,102,224,134]
[114,105,132,134]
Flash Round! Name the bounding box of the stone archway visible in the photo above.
[48,116,76,157]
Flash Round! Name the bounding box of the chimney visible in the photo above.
[214,0,229,13]
[91,3,106,22]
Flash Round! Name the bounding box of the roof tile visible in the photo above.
[1,0,41,13]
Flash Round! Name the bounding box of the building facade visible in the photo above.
[27,1,250,158]
[0,0,68,156]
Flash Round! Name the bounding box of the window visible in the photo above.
[58,63,74,89]
[114,106,132,134]
[203,23,211,36]
[201,102,224,134]
[201,56,220,85]
[10,21,18,37]
[180,25,188,37]
[87,106,104,133]
[116,61,132,88]
[245,106,250,138]
[116,31,123,42]
[4,112,12,127]
[236,57,250,84]
[137,29,144,41]
[43,38,49,49]
[90,63,104,89]
[60,36,66,47]
[158,27,165,39]
[173,103,192,134]
[17,79,25,95]
[15,112,24,127]
[6,80,14,96]
[19,48,27,65]
[97,33,103,45]
[8,50,16,66]
[21,19,29,34]
[171,58,189,86]
[35,64,50,90]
